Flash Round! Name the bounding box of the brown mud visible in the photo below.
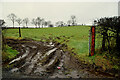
[2,38,116,78]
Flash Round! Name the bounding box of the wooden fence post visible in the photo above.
[19,27,21,37]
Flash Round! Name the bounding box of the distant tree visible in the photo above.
[31,18,37,28]
[36,17,42,28]
[71,15,76,26]
[47,21,51,27]
[55,22,59,27]
[7,13,17,27]
[16,18,22,37]
[41,18,45,28]
[67,20,71,26]
[55,21,64,27]
[60,21,64,27]
[16,18,22,26]
[63,22,66,26]
[49,24,54,27]
[44,21,48,27]
[23,18,29,28]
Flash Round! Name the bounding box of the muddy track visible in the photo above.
[2,38,114,78]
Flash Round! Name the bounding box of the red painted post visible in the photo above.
[91,26,95,56]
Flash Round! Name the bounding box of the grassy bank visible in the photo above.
[2,45,19,62]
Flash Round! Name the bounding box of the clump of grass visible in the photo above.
[94,56,112,71]
[2,45,19,62]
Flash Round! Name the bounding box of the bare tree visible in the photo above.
[47,21,51,27]
[67,20,71,26]
[44,21,48,27]
[36,17,42,28]
[43,21,51,27]
[16,18,22,26]
[23,18,29,28]
[71,15,76,26]
[7,13,17,27]
[31,18,37,28]
[41,18,45,28]
[55,21,64,27]
[55,22,59,27]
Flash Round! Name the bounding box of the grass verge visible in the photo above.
[2,45,19,63]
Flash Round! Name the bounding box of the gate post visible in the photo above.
[91,26,95,56]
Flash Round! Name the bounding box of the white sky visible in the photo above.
[0,1,118,27]
[0,0,119,2]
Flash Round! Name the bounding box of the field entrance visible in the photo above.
[2,26,113,78]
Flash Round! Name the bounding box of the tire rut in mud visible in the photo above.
[2,38,112,78]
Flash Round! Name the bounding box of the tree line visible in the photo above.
[94,16,120,57]
[7,13,77,28]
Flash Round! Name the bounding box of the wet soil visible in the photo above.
[2,38,115,78]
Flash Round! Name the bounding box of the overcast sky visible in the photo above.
[0,2,118,27]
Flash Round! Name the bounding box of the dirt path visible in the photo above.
[2,38,114,78]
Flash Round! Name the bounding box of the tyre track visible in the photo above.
[2,38,113,78]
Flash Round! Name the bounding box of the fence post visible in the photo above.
[19,27,21,37]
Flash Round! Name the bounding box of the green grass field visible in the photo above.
[3,26,102,56]
[4,26,90,54]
